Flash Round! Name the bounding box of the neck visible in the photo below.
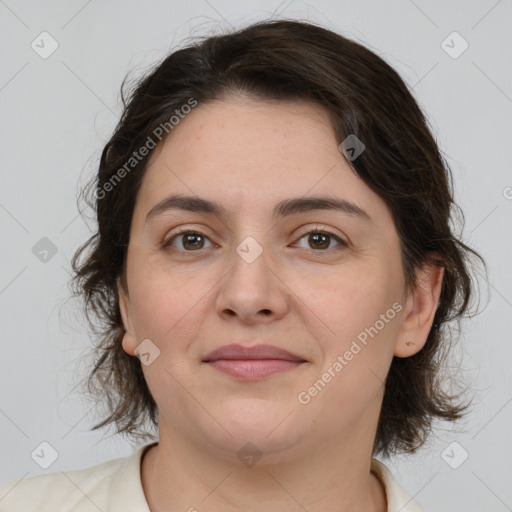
[141,426,387,512]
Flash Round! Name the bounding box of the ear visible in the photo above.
[117,277,138,357]
[394,261,444,358]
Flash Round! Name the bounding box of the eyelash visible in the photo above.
[161,227,348,253]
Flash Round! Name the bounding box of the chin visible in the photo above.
[199,399,307,461]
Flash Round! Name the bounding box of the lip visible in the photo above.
[203,344,307,380]
[203,344,305,362]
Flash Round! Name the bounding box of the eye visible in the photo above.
[163,230,215,251]
[162,227,347,253]
[293,229,347,251]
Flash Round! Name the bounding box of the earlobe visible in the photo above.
[394,263,444,358]
[117,277,138,357]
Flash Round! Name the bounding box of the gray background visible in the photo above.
[1,1,511,510]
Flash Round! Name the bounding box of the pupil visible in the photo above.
[184,234,203,250]
[311,233,329,249]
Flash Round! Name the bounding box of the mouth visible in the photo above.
[203,344,308,380]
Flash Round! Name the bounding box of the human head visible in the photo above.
[72,19,485,457]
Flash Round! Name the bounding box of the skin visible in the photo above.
[118,95,444,512]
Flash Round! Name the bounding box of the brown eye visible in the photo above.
[308,232,330,250]
[295,230,346,251]
[164,231,214,251]
[181,233,205,250]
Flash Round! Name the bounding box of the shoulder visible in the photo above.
[371,458,424,512]
[0,443,155,512]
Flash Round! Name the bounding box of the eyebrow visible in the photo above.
[145,194,373,225]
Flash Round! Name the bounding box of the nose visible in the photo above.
[215,240,289,325]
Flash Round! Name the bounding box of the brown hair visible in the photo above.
[71,19,487,457]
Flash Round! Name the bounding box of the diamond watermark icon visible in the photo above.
[441,441,469,469]
[237,442,262,468]
[32,237,58,263]
[441,31,469,59]
[31,32,59,59]
[135,338,161,366]
[338,134,365,161]
[236,236,263,264]
[31,441,59,469]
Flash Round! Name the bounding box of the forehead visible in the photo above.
[144,97,336,178]
[134,97,391,228]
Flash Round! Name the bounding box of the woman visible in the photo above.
[0,19,485,512]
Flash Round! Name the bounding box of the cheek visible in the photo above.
[306,261,402,369]
[127,255,218,348]
[296,274,400,426]
[127,258,187,339]
[307,259,398,326]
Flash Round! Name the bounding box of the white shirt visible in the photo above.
[0,442,424,511]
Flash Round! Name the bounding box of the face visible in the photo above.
[118,96,426,462]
